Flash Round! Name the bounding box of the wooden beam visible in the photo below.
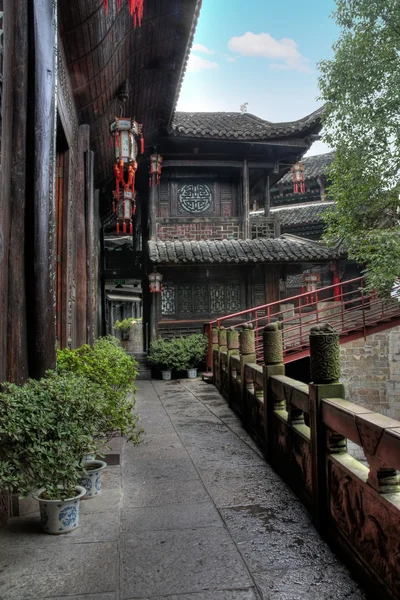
[85,150,95,346]
[242,159,250,239]
[0,1,14,382]
[28,0,57,379]
[8,0,29,383]
[264,176,271,217]
[162,159,275,169]
[75,125,90,347]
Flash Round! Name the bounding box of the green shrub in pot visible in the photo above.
[0,372,107,500]
[57,336,142,444]
[147,338,177,373]
[182,334,208,369]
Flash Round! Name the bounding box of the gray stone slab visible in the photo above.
[253,563,367,599]
[198,466,289,508]
[123,457,200,483]
[126,591,259,600]
[234,529,337,572]
[186,440,264,470]
[219,503,313,538]
[0,542,118,598]
[42,595,117,600]
[121,502,222,534]
[121,527,253,598]
[125,433,187,461]
[139,420,177,436]
[80,489,122,514]
[101,465,122,489]
[122,478,210,507]
[1,510,119,546]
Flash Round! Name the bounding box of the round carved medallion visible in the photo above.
[178,183,213,214]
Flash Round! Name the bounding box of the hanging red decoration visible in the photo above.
[149,153,163,187]
[102,0,144,28]
[140,134,145,155]
[110,117,143,234]
[291,162,306,194]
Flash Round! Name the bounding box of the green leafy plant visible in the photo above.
[113,318,135,333]
[0,372,107,500]
[181,334,208,369]
[57,337,142,444]
[147,338,177,371]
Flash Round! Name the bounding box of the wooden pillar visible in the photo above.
[0,2,15,382]
[149,174,158,241]
[150,292,158,343]
[85,150,95,346]
[242,159,250,239]
[264,175,271,217]
[75,125,90,347]
[28,0,57,379]
[7,0,29,382]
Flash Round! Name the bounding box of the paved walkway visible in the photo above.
[0,380,367,599]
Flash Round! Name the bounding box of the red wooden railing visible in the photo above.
[205,277,400,370]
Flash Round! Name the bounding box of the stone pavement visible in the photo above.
[0,380,368,600]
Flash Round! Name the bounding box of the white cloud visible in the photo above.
[192,43,215,55]
[228,32,312,73]
[187,53,219,73]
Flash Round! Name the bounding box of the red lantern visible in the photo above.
[149,271,163,293]
[110,118,143,234]
[103,0,144,28]
[149,153,163,187]
[291,162,305,194]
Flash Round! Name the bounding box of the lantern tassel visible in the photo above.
[129,220,133,235]
[117,0,121,9]
[116,222,120,235]
[140,134,145,154]
[103,0,109,14]
[123,221,127,234]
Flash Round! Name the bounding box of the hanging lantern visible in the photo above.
[103,0,144,28]
[149,153,163,187]
[291,162,305,194]
[149,271,163,293]
[110,118,143,234]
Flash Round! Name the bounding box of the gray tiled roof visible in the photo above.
[148,237,340,265]
[279,152,335,184]
[171,107,324,141]
[275,202,334,227]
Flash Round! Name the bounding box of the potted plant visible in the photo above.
[80,459,107,498]
[0,372,108,534]
[147,338,179,380]
[182,334,208,378]
[57,336,142,451]
[113,318,134,349]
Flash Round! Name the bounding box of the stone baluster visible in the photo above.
[263,323,285,459]
[309,324,345,532]
[237,325,256,420]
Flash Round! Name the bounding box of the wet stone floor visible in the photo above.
[0,380,368,600]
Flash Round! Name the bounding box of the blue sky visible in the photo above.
[177,0,339,156]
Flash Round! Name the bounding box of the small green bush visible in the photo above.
[57,337,141,444]
[182,334,208,368]
[147,338,177,371]
[147,334,208,372]
[113,318,134,333]
[0,372,107,500]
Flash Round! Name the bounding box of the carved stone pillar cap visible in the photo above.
[310,323,340,383]
[263,321,283,365]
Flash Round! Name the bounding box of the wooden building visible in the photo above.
[0,0,202,383]
[144,113,343,340]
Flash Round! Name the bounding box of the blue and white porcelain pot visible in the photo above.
[161,370,172,380]
[187,368,198,379]
[34,486,86,535]
[80,460,107,499]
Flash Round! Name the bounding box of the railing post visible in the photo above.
[263,323,285,461]
[211,326,219,381]
[239,325,256,423]
[216,327,228,393]
[205,323,213,371]
[309,324,344,533]
[226,328,240,406]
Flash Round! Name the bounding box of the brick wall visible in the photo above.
[340,325,400,419]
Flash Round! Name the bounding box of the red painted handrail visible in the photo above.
[205,277,400,370]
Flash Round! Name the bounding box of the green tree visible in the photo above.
[319,0,400,295]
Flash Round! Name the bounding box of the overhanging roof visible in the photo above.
[279,152,335,185]
[170,107,325,141]
[59,0,202,186]
[148,236,341,265]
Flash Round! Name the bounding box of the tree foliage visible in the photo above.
[319,0,400,295]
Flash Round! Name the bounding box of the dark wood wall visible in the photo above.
[0,1,99,383]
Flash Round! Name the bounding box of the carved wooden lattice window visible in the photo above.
[210,285,225,314]
[226,283,241,312]
[178,285,193,315]
[161,284,176,315]
[194,285,209,315]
